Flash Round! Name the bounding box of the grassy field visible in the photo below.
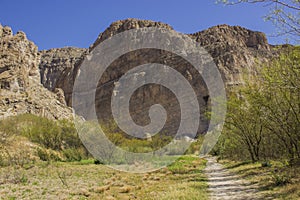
[0,115,209,199]
[0,156,208,200]
[2,114,299,199]
[219,159,300,200]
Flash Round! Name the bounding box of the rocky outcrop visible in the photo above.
[38,18,277,135]
[40,19,274,104]
[90,18,173,50]
[0,18,278,132]
[38,19,174,106]
[0,24,72,120]
[39,47,87,105]
[188,24,273,87]
[0,25,40,91]
[89,20,274,136]
[89,20,273,88]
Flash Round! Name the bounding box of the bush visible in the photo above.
[271,171,292,186]
[0,114,82,151]
[0,114,91,163]
[102,121,173,153]
[62,148,85,162]
[36,148,49,161]
[261,161,272,167]
[185,136,204,155]
[37,148,62,162]
[21,115,81,150]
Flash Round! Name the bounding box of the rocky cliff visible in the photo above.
[37,18,276,136]
[38,19,174,106]
[0,24,72,119]
[189,24,273,86]
[39,19,275,105]
[39,47,87,106]
[0,19,278,135]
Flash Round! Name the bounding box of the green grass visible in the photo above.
[77,159,96,165]
[0,115,209,199]
[167,155,206,174]
[0,155,209,199]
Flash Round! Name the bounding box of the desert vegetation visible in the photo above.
[210,46,300,198]
[213,46,300,163]
[1,46,300,198]
[0,114,88,166]
[0,114,208,199]
[0,113,210,199]
[0,0,299,198]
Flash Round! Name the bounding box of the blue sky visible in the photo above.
[0,0,288,50]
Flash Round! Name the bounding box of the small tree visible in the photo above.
[224,88,265,162]
[215,46,300,162]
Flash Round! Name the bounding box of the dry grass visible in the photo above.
[220,159,300,200]
[0,156,208,200]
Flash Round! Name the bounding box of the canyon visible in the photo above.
[1,18,279,136]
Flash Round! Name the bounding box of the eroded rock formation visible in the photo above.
[39,47,87,105]
[0,24,72,119]
[38,18,277,136]
[0,19,278,136]
[189,24,273,86]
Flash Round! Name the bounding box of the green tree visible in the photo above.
[224,88,266,162]
[215,47,300,162]
[259,47,300,159]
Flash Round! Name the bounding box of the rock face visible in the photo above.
[0,24,72,120]
[40,19,274,105]
[188,24,273,87]
[0,18,277,135]
[38,18,276,136]
[0,25,39,91]
[39,47,87,105]
[90,18,173,50]
[38,19,174,107]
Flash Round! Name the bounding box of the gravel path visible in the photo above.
[204,157,264,200]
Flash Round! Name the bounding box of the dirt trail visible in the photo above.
[204,157,265,200]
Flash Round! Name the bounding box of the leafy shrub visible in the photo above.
[261,161,272,167]
[62,148,86,162]
[20,115,80,150]
[0,114,90,163]
[185,136,204,155]
[36,148,49,161]
[271,171,292,186]
[0,114,81,151]
[102,121,173,153]
[0,114,82,150]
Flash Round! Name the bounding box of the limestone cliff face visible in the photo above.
[39,47,87,105]
[38,19,174,106]
[0,24,72,119]
[0,18,277,129]
[189,24,273,87]
[0,25,40,91]
[37,18,276,135]
[39,19,275,103]
[90,18,173,51]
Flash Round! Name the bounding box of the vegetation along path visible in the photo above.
[204,157,268,200]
